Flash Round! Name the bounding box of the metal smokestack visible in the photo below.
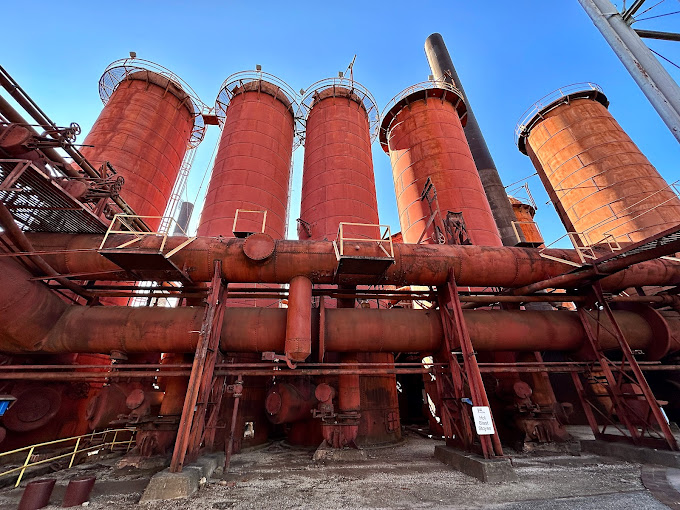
[424,33,523,246]
[173,201,194,235]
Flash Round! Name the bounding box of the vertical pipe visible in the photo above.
[424,33,521,246]
[578,0,680,143]
[285,276,312,362]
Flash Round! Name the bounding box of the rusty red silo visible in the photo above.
[198,71,298,450]
[380,81,502,247]
[298,84,379,241]
[300,78,400,446]
[82,60,205,230]
[198,71,298,240]
[516,84,680,247]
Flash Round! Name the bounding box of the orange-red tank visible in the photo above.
[300,79,400,446]
[299,85,379,240]
[380,82,502,247]
[517,85,680,247]
[83,65,201,230]
[198,72,298,450]
[198,73,297,239]
[509,196,544,247]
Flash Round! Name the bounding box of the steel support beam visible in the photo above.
[578,0,680,143]
[634,29,680,42]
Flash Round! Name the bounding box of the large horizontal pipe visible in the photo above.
[24,233,680,291]
[6,305,678,359]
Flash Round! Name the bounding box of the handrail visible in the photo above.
[214,70,302,149]
[334,222,394,260]
[99,214,194,254]
[0,428,135,487]
[300,77,380,142]
[515,83,604,146]
[585,180,680,245]
[99,58,208,149]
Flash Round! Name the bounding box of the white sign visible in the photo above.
[472,406,495,435]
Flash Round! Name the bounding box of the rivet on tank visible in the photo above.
[516,83,680,247]
[379,79,502,247]
[82,58,206,230]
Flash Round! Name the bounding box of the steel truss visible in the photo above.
[573,282,678,450]
[170,261,227,472]
[435,269,503,458]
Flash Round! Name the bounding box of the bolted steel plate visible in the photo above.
[3,388,62,432]
[243,233,275,261]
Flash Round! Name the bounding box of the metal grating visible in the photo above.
[0,160,108,233]
[592,225,680,265]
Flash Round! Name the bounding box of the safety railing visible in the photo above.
[159,147,197,235]
[333,222,394,260]
[510,220,543,246]
[99,58,207,149]
[214,70,302,148]
[232,209,267,238]
[99,214,196,257]
[300,76,380,142]
[0,428,135,487]
[580,180,680,246]
[380,79,465,152]
[514,83,603,146]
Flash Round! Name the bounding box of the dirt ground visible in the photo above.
[0,430,678,509]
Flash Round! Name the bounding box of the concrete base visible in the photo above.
[139,452,225,502]
[313,441,368,464]
[581,440,680,469]
[434,445,517,483]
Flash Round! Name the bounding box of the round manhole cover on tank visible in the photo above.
[3,388,62,432]
[243,233,275,261]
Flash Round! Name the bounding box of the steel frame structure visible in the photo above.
[573,282,678,450]
[170,261,227,472]
[435,269,503,458]
[578,0,680,143]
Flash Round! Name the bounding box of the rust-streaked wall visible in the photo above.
[381,88,502,247]
[523,97,680,246]
[81,71,194,230]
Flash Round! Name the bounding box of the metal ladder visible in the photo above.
[170,261,227,472]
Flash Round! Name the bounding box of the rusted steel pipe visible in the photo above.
[24,233,680,291]
[3,305,678,360]
[285,276,313,362]
[0,257,68,352]
[0,95,80,178]
[0,204,90,298]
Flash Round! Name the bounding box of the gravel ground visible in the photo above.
[0,432,673,509]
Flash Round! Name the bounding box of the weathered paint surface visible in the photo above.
[525,97,680,246]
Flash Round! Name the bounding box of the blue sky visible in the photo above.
[3,1,679,246]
